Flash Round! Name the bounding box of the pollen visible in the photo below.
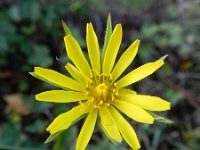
[84,72,118,108]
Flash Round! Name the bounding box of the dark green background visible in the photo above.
[0,0,200,149]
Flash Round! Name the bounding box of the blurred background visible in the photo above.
[0,0,200,149]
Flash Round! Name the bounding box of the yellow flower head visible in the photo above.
[32,16,171,150]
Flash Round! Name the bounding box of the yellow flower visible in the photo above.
[32,19,170,150]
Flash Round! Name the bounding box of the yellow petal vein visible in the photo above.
[47,103,91,134]
[112,39,140,82]
[64,35,91,77]
[33,67,82,91]
[36,90,85,103]
[112,99,154,124]
[103,24,122,74]
[86,23,100,74]
[65,63,86,84]
[76,109,98,150]
[109,106,140,150]
[99,106,122,143]
[117,60,164,88]
[118,94,171,111]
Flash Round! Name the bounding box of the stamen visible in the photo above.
[109,74,113,81]
[94,105,99,108]
[111,96,115,101]
[101,83,106,86]
[112,89,116,93]
[96,74,100,79]
[85,91,90,96]
[114,91,118,96]
[114,83,117,87]
[85,72,119,109]
[99,100,103,105]
[91,98,95,102]
[90,71,94,79]
[106,103,110,107]
[85,85,89,90]
[103,74,108,80]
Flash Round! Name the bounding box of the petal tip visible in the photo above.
[163,101,171,110]
[35,93,43,101]
[64,34,72,41]
[28,72,34,76]
[33,67,41,74]
[167,103,172,110]
[148,116,155,124]
[116,24,122,30]
[46,126,51,132]
[87,22,92,26]
[135,39,141,44]
[150,119,154,124]
[34,67,40,70]
[160,54,168,61]
[35,94,39,100]
[113,138,123,145]
[87,23,94,34]
[64,35,68,42]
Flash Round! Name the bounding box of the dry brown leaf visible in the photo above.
[4,93,32,116]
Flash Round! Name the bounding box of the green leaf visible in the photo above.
[23,95,52,113]
[18,80,29,91]
[25,120,48,133]
[165,6,178,19]
[102,13,112,63]
[53,127,77,150]
[0,35,8,52]
[9,5,21,22]
[0,17,16,34]
[149,112,174,124]
[21,24,36,35]
[45,131,63,144]
[0,123,25,146]
[141,24,158,38]
[62,20,72,35]
[27,45,53,67]
[19,0,41,22]
[165,89,183,105]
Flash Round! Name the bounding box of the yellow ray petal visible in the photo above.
[109,106,140,150]
[99,105,122,144]
[118,88,137,95]
[112,100,154,124]
[103,24,122,74]
[86,23,100,74]
[65,63,86,84]
[36,90,86,103]
[33,67,82,91]
[76,109,98,150]
[112,39,140,82]
[118,94,171,111]
[117,59,164,88]
[64,35,91,77]
[47,102,91,134]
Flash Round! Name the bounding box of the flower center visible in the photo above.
[84,72,118,108]
[94,83,109,102]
